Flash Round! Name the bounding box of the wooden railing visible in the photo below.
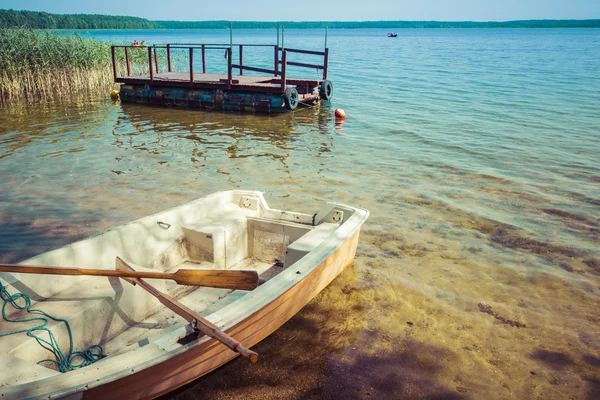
[111,43,329,93]
[276,47,329,80]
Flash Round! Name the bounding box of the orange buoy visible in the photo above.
[335,108,346,119]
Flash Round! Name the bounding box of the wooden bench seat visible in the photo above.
[284,222,338,268]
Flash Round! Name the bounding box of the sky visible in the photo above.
[1,0,599,22]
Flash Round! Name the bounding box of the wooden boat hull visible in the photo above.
[85,230,360,399]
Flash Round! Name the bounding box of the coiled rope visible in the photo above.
[0,279,104,372]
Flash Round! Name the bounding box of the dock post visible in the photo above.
[154,47,159,74]
[201,44,206,74]
[239,45,244,75]
[111,46,118,81]
[125,47,131,76]
[147,47,154,82]
[274,45,279,76]
[189,48,194,84]
[323,48,329,80]
[229,22,233,87]
[227,48,233,89]
[281,50,287,93]
[167,44,172,72]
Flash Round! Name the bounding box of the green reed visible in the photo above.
[0,28,152,102]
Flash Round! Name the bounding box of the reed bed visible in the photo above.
[0,29,149,103]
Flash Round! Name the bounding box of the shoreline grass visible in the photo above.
[0,28,141,103]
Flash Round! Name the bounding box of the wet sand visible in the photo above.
[164,195,600,400]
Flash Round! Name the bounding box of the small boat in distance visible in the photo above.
[0,190,369,399]
[387,32,398,37]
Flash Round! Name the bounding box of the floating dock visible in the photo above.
[111,43,332,113]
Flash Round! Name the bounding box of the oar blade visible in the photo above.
[173,269,259,290]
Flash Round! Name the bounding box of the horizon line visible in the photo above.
[151,18,600,22]
[2,9,600,23]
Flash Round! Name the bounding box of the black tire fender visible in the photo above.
[319,80,333,100]
[284,87,299,110]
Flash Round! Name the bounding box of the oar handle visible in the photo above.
[233,343,259,363]
[191,317,258,363]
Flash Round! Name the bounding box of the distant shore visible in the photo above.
[1,9,600,30]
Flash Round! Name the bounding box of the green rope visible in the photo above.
[0,279,104,372]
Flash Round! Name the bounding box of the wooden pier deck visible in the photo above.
[111,43,333,112]
[117,72,321,95]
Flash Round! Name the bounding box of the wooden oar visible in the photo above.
[116,257,258,363]
[0,263,259,291]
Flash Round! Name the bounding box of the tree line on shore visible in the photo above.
[1,9,599,30]
[157,19,600,29]
[0,9,159,29]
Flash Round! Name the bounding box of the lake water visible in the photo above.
[1,28,599,399]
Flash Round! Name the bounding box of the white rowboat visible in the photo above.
[0,190,369,399]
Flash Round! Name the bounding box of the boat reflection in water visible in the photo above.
[113,103,339,172]
[111,104,339,191]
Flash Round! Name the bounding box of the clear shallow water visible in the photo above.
[1,28,599,399]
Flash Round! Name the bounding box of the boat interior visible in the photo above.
[0,191,357,388]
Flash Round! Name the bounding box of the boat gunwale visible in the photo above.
[1,190,369,400]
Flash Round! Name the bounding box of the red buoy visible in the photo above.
[335,108,346,119]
